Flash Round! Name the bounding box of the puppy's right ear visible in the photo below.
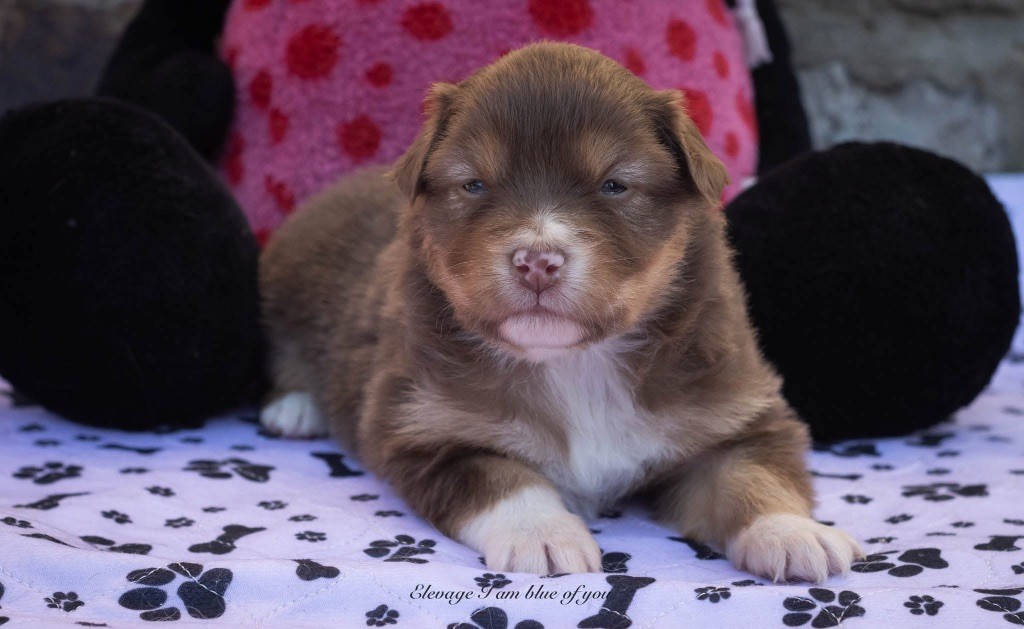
[389,82,458,203]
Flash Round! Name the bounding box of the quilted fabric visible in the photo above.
[216,0,758,242]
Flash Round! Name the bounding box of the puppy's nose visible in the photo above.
[512,248,565,294]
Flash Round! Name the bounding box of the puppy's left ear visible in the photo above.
[389,82,458,202]
[648,89,730,207]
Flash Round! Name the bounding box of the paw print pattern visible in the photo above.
[363,535,436,563]
[695,586,730,603]
[289,514,317,522]
[165,517,194,529]
[13,462,82,484]
[146,486,174,497]
[81,535,152,555]
[45,591,84,612]
[294,559,340,581]
[976,588,1024,625]
[183,458,274,482]
[905,595,943,616]
[782,588,865,627]
[102,510,131,524]
[118,563,232,621]
[366,604,400,626]
[447,606,543,629]
[842,495,872,504]
[475,573,512,589]
[902,483,988,501]
[1,517,31,528]
[258,500,287,510]
[295,530,326,542]
[851,548,948,577]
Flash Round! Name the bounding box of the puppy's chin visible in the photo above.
[499,312,585,362]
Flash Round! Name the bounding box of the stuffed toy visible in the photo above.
[217,0,767,239]
[0,0,1017,441]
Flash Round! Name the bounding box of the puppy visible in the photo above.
[259,42,862,582]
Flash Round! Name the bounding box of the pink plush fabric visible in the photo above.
[219,0,758,243]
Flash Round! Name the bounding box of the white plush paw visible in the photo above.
[727,513,864,584]
[459,486,602,574]
[260,392,328,438]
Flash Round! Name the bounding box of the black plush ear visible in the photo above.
[390,82,458,202]
[648,89,730,207]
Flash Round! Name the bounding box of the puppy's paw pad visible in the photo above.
[260,392,327,438]
[728,514,862,584]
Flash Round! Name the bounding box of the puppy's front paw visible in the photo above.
[260,391,328,438]
[727,513,863,584]
[458,486,602,574]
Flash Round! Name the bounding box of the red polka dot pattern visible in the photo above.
[681,88,712,136]
[268,108,290,145]
[286,25,341,79]
[624,47,645,76]
[224,132,244,186]
[713,51,729,78]
[666,19,697,62]
[707,0,728,26]
[338,115,382,161]
[366,62,394,87]
[401,3,454,41]
[249,69,272,109]
[220,0,757,232]
[265,175,296,212]
[529,0,594,37]
[724,131,739,158]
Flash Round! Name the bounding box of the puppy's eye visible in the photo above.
[601,180,628,195]
[463,180,486,194]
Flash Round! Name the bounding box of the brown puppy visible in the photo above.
[259,42,862,582]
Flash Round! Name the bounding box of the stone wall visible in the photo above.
[2,0,1022,171]
[777,0,1024,171]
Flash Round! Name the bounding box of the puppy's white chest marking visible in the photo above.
[540,341,670,515]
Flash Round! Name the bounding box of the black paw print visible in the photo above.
[351,494,379,502]
[851,548,948,577]
[120,467,149,474]
[731,579,763,587]
[258,500,287,510]
[1,517,31,529]
[295,531,326,542]
[886,514,913,524]
[951,521,974,528]
[1012,563,1024,575]
[842,495,872,504]
[375,510,405,517]
[202,506,225,513]
[366,604,400,626]
[81,535,152,555]
[165,518,194,529]
[183,458,274,483]
[695,586,730,603]
[13,462,82,484]
[35,439,59,447]
[782,588,864,627]
[294,559,340,581]
[118,563,232,621]
[146,486,174,497]
[976,588,1024,625]
[447,607,543,629]
[904,595,943,616]
[812,443,879,457]
[103,510,131,524]
[866,536,896,544]
[669,537,726,560]
[475,573,512,589]
[289,514,317,522]
[363,535,436,563]
[45,591,84,612]
[902,482,988,501]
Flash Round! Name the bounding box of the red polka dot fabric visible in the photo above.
[219,0,757,235]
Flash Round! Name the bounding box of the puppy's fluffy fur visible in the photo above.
[260,43,862,582]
